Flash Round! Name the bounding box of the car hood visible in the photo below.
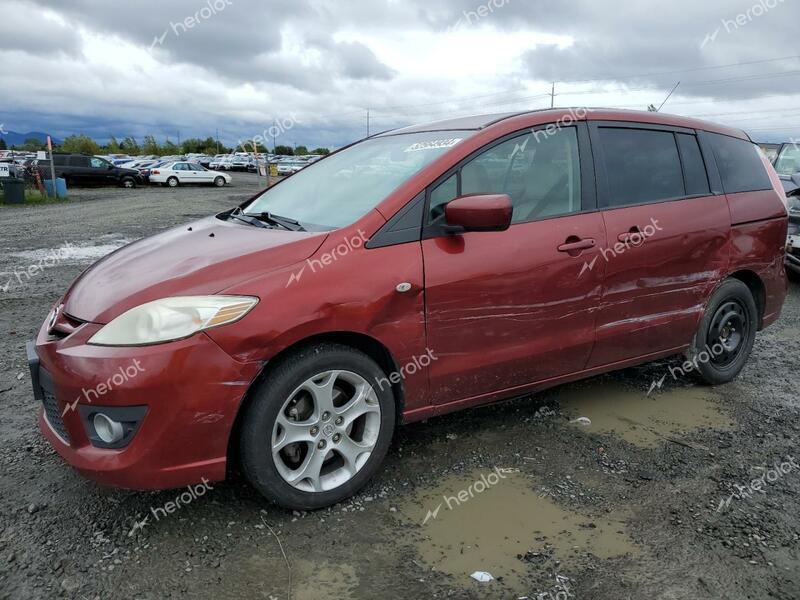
[63,216,327,324]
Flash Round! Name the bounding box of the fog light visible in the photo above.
[93,413,124,444]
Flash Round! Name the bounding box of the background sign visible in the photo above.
[0,163,10,178]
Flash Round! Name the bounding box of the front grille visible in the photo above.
[42,390,70,443]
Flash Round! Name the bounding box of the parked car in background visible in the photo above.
[223,156,253,172]
[276,159,307,176]
[209,155,230,169]
[767,143,800,280]
[148,161,231,187]
[27,109,788,510]
[35,153,141,187]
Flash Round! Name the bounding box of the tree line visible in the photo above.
[0,135,330,157]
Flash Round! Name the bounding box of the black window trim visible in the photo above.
[588,120,721,211]
[675,131,711,198]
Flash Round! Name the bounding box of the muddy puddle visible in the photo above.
[557,383,733,447]
[244,554,358,600]
[397,470,637,590]
[293,560,359,600]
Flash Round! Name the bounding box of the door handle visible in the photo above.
[558,238,596,253]
[617,226,643,243]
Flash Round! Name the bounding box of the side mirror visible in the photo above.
[444,194,513,233]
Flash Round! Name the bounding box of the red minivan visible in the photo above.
[28,109,788,509]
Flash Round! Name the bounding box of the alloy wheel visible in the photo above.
[271,370,381,493]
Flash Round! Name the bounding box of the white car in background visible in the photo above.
[148,161,232,187]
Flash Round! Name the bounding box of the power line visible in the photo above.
[560,55,800,84]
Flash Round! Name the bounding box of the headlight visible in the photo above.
[88,295,258,346]
[788,195,800,215]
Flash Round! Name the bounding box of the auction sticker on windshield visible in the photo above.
[789,235,800,250]
[404,138,463,153]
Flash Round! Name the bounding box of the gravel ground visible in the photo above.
[0,173,798,599]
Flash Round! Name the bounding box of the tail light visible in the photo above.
[152,170,160,175]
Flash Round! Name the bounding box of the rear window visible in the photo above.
[709,133,772,194]
[598,127,685,207]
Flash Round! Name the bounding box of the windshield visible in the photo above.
[774,143,800,176]
[244,131,470,229]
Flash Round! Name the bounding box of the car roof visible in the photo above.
[377,107,750,141]
[379,112,525,135]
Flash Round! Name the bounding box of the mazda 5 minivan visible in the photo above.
[28,109,788,509]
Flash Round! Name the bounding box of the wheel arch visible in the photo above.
[727,269,766,329]
[226,331,406,471]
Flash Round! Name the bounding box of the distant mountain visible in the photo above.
[0,131,61,147]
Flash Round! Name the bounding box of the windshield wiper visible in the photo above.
[244,212,306,232]
[227,209,270,229]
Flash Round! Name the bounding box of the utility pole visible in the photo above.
[215,128,220,154]
[272,119,277,153]
[550,82,555,108]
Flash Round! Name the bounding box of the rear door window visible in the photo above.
[67,156,88,167]
[709,133,773,193]
[596,127,685,207]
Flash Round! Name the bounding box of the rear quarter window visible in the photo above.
[709,133,772,194]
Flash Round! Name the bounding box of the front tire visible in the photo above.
[120,177,136,189]
[688,278,758,385]
[213,176,225,187]
[240,344,396,510]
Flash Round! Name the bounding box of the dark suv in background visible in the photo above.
[34,153,141,188]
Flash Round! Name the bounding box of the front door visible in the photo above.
[422,124,608,403]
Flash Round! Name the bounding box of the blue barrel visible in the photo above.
[43,178,68,198]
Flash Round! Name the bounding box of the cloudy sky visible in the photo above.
[1,0,798,149]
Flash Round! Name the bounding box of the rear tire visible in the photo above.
[167,177,179,188]
[688,278,758,385]
[239,343,396,510]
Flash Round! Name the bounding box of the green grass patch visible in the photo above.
[0,186,65,206]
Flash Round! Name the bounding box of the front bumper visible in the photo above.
[29,317,261,490]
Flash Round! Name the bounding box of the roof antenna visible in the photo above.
[653,81,681,112]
